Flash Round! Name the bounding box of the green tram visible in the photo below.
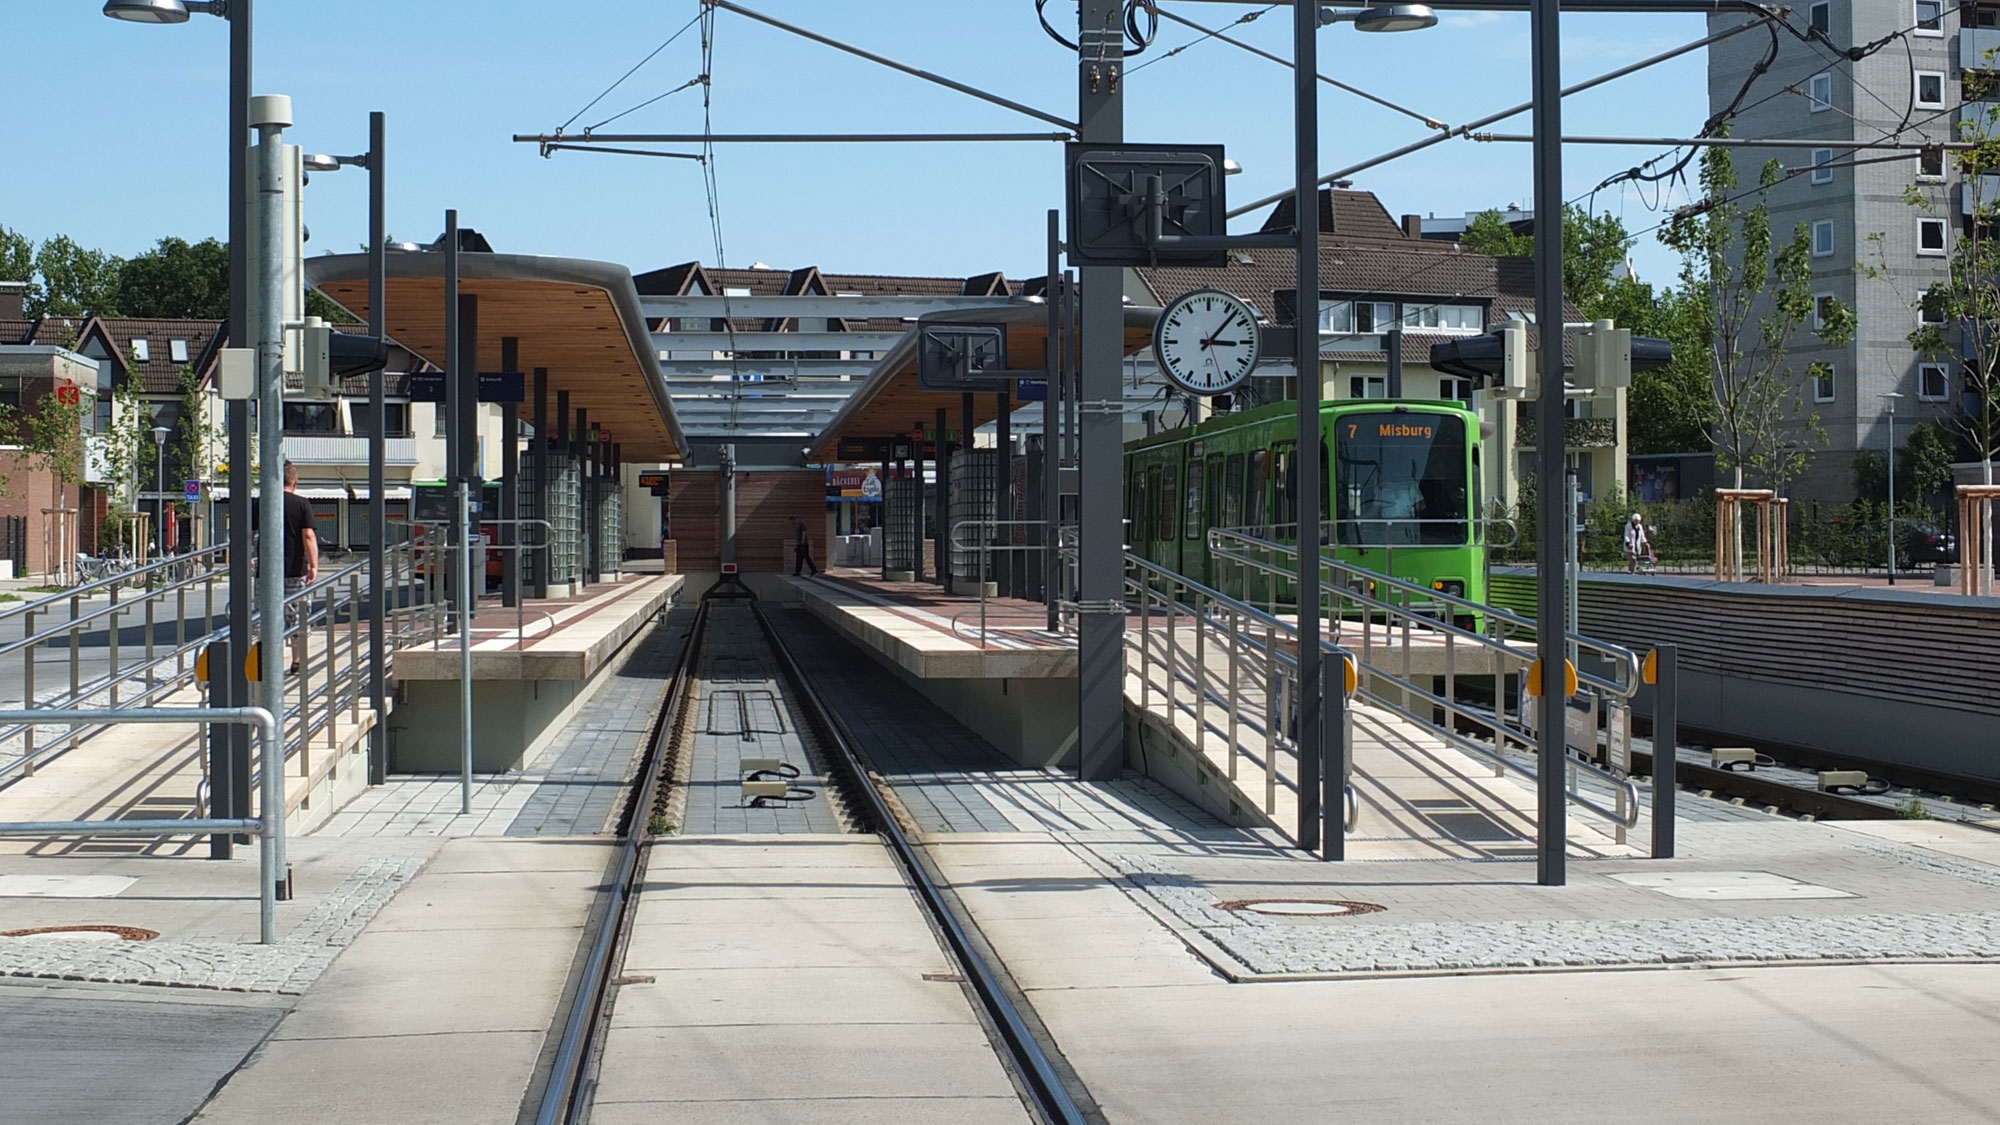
[1124,398,1489,612]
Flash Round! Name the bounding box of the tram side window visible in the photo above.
[1247,450,1269,529]
[1159,463,1178,541]
[1145,467,1162,541]
[1184,457,1205,540]
[1206,455,1225,532]
[1132,469,1151,544]
[1319,442,1331,522]
[1272,444,1297,528]
[1223,454,1245,528]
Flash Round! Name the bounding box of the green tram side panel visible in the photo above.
[1124,399,1488,611]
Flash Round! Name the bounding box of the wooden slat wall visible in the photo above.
[1490,571,2000,718]
[665,469,825,573]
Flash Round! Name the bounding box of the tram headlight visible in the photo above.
[1433,579,1465,598]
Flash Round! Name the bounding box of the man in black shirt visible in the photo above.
[274,462,317,673]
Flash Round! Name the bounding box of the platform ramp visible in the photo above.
[1121,528,1647,857]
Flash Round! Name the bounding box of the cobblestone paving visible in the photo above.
[0,856,420,994]
[1098,828,2000,977]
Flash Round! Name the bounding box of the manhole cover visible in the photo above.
[1,925,159,941]
[1216,899,1386,918]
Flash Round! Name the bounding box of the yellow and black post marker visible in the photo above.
[198,638,234,860]
[1524,657,1577,699]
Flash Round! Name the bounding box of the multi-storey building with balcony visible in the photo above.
[1709,0,1966,502]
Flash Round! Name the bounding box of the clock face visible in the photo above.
[1154,288,1261,396]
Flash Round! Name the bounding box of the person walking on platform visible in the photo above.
[793,515,819,577]
[1623,512,1654,574]
[253,462,319,672]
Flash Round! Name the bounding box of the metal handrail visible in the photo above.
[1188,530,1642,831]
[1209,526,1641,700]
[0,706,282,943]
[947,519,1053,648]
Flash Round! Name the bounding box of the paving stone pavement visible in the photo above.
[0,855,422,994]
[1089,821,2000,977]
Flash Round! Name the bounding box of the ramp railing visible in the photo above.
[1203,526,1642,833]
[1123,551,1359,842]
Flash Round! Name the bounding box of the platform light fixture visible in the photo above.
[1322,4,1439,33]
[102,0,227,23]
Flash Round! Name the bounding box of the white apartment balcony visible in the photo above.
[282,435,419,467]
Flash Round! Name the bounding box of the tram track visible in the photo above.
[533,593,1096,1125]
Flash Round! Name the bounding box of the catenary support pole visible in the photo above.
[1531,0,1569,886]
[996,390,1012,597]
[366,109,387,786]
[576,410,591,588]
[913,424,926,583]
[500,337,520,609]
[443,210,461,630]
[554,390,569,588]
[1044,214,1062,630]
[1076,0,1127,782]
[935,407,949,585]
[223,0,254,846]
[1292,0,1324,851]
[533,367,549,599]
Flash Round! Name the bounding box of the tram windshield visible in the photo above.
[1333,411,1470,546]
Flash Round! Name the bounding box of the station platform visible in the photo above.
[389,572,681,773]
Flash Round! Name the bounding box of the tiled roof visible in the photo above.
[640,262,1015,338]
[75,317,225,394]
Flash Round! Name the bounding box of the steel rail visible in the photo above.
[534,602,704,1125]
[751,602,1091,1125]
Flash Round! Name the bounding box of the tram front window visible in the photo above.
[1334,412,1469,546]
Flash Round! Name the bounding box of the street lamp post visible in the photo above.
[1293,3,1436,858]
[103,0,254,863]
[151,424,171,556]
[1883,390,1904,585]
[304,111,388,786]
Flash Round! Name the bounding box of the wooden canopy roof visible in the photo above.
[809,302,1160,462]
[304,251,686,463]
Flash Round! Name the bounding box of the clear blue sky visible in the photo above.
[1,1,1714,288]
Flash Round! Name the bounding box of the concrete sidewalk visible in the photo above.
[191,836,613,1124]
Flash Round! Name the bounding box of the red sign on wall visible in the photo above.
[55,385,81,405]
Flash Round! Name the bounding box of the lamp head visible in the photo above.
[103,0,192,23]
[1324,4,1440,32]
[302,154,342,172]
[151,425,172,445]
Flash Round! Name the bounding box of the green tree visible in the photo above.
[29,235,121,318]
[115,236,228,319]
[1459,204,1635,310]
[305,288,359,325]
[1853,420,1965,507]
[1661,144,1855,490]
[1460,209,1532,257]
[0,224,32,284]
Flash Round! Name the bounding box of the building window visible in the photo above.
[130,338,150,362]
[1971,0,2000,28]
[433,404,447,438]
[1918,217,1948,255]
[282,402,340,434]
[1808,72,1834,112]
[1403,302,1484,332]
[1915,0,1943,34]
[1812,365,1836,402]
[1919,362,1951,400]
[350,400,412,438]
[1919,288,1948,331]
[1440,375,1475,402]
[1348,374,1387,399]
[168,338,189,364]
[1813,293,1838,330]
[1918,146,1946,181]
[1810,148,1835,184]
[1809,0,1830,31]
[1320,300,1395,334]
[1916,71,1946,107]
[1812,220,1835,257]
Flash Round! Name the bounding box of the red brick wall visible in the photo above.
[666,468,826,572]
[0,453,82,577]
